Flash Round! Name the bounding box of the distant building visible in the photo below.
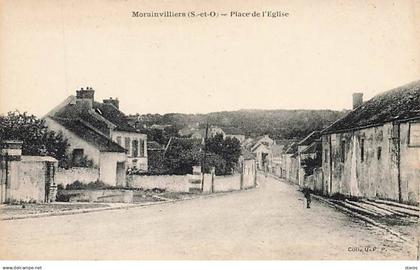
[250,135,275,170]
[44,87,147,186]
[190,126,226,140]
[321,81,420,204]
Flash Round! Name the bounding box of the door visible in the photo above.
[116,162,126,187]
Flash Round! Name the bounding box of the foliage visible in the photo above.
[65,180,110,190]
[301,154,322,176]
[205,134,241,174]
[202,152,226,175]
[164,139,202,175]
[0,111,70,167]
[130,109,347,140]
[147,150,168,175]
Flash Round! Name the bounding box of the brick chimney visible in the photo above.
[352,92,363,109]
[76,87,95,108]
[103,97,119,109]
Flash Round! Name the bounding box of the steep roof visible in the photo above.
[323,80,420,134]
[92,102,137,132]
[285,142,298,155]
[51,96,138,134]
[147,141,164,151]
[300,140,322,154]
[298,131,321,146]
[51,117,126,153]
[165,137,203,152]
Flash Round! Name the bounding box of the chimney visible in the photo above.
[103,97,119,109]
[76,87,95,108]
[352,92,363,109]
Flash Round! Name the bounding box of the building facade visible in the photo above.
[321,81,420,205]
[44,87,148,186]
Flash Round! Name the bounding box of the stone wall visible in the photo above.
[322,121,419,205]
[128,175,191,192]
[55,167,99,186]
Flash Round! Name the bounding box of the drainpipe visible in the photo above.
[396,123,402,203]
[328,135,333,196]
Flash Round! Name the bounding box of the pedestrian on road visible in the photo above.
[303,188,311,209]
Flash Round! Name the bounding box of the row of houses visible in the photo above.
[275,81,420,205]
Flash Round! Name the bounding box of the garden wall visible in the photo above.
[127,175,191,193]
[55,167,99,186]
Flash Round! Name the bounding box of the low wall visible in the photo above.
[55,167,99,186]
[213,174,241,192]
[60,189,133,203]
[7,160,45,203]
[128,175,191,193]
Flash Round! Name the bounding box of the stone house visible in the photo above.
[296,131,321,185]
[250,135,275,170]
[281,142,299,184]
[44,87,147,186]
[321,81,420,205]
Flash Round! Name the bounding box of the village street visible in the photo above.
[0,174,416,260]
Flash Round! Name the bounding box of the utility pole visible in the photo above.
[201,121,210,192]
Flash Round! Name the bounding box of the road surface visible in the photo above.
[0,174,417,259]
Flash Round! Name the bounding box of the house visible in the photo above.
[296,131,321,185]
[223,127,246,143]
[281,142,299,184]
[250,135,275,170]
[190,126,226,140]
[321,81,420,205]
[44,87,148,186]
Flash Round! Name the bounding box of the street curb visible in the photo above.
[0,185,259,221]
[264,172,413,244]
[311,194,411,243]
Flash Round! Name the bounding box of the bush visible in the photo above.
[65,180,110,190]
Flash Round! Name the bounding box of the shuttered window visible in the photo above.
[409,122,420,146]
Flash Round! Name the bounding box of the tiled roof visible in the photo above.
[52,117,126,153]
[147,141,164,151]
[323,80,420,134]
[92,102,137,132]
[298,131,321,146]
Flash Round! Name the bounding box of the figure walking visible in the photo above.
[304,188,311,209]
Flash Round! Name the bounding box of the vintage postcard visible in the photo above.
[0,0,419,266]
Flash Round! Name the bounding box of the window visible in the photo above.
[324,149,328,163]
[124,137,130,155]
[139,139,145,157]
[360,139,365,162]
[116,136,122,146]
[377,146,382,160]
[132,140,139,157]
[409,122,420,146]
[72,149,84,166]
[340,140,346,162]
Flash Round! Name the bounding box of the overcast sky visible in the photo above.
[1,0,419,117]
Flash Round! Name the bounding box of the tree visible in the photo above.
[301,153,322,176]
[164,139,202,175]
[205,134,241,175]
[0,111,70,167]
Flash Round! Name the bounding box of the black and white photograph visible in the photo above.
[0,0,419,268]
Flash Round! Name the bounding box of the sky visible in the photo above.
[0,0,419,117]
